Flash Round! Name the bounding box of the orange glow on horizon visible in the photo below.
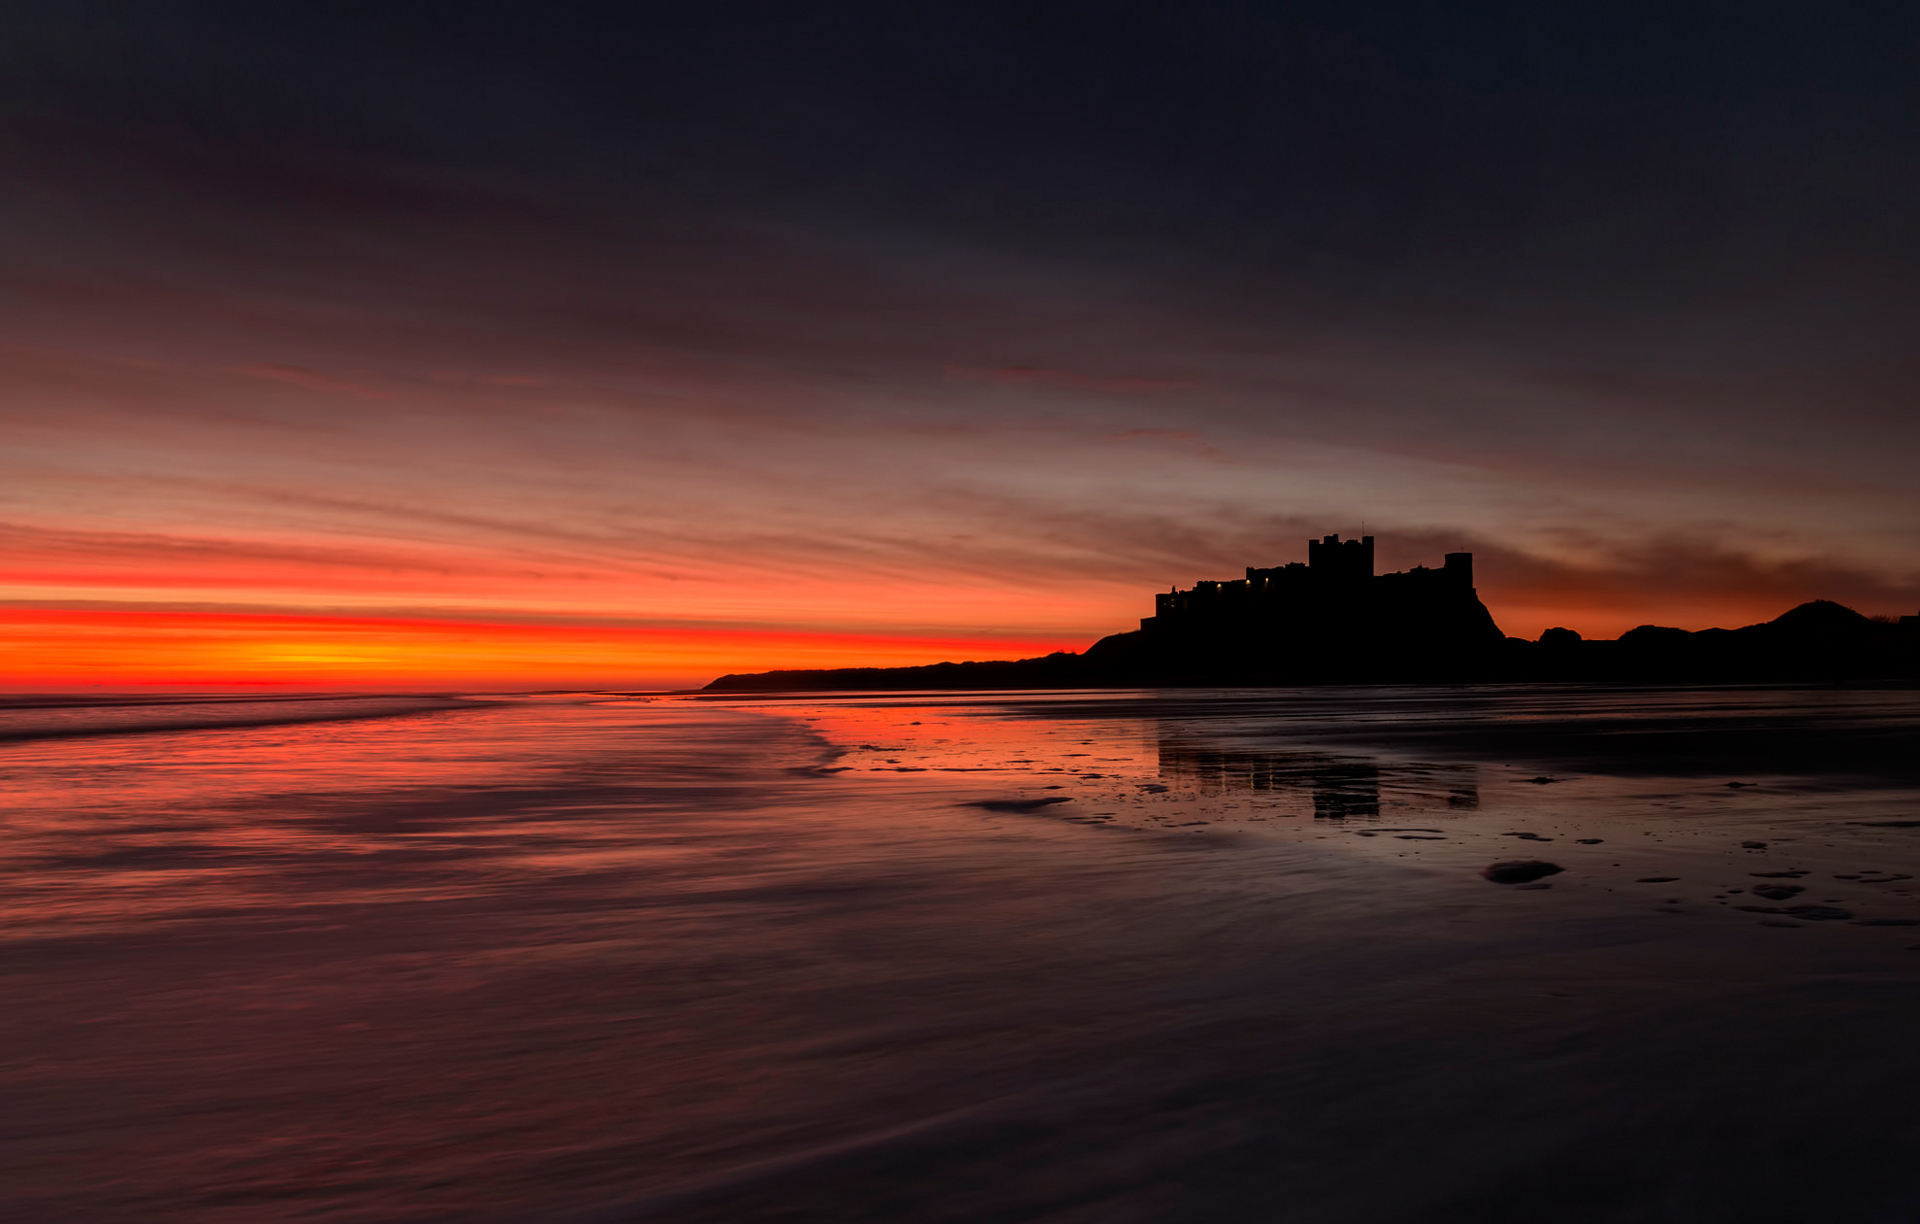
[0,609,1090,691]
[5,579,1901,693]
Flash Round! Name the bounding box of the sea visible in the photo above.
[4,685,1920,1223]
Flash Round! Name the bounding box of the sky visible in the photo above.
[6,1,1920,689]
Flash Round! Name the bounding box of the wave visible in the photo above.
[0,694,480,743]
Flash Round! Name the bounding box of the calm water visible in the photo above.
[4,686,1920,1222]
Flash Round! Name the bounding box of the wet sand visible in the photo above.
[2,686,1918,1221]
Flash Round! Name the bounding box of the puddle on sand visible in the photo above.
[723,687,1920,938]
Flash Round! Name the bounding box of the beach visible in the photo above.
[4,686,1919,1222]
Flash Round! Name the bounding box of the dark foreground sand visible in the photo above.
[3,686,1918,1222]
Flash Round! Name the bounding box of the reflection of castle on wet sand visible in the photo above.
[1157,740,1478,819]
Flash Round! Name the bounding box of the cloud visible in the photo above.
[232,364,386,398]
[942,365,1198,393]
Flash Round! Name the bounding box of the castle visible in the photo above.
[1140,534,1476,633]
[1086,533,1507,680]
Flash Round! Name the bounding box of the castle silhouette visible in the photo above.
[1147,533,1457,630]
[1113,534,1504,678]
[710,534,1514,690]
[703,534,1919,691]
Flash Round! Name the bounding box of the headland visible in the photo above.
[705,535,1920,690]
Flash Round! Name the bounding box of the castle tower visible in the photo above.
[1306,533,1374,586]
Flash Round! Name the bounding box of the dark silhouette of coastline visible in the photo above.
[705,535,1920,691]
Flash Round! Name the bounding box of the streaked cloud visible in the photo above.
[5,4,1920,684]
